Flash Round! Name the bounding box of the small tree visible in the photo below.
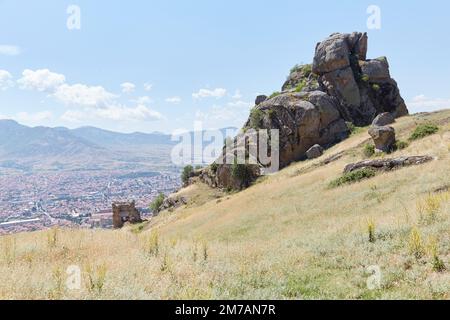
[231,160,254,189]
[181,165,194,184]
[150,193,165,212]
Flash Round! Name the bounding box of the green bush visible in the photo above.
[363,144,375,158]
[249,108,264,129]
[210,162,219,174]
[181,165,194,184]
[372,84,380,91]
[231,160,255,189]
[150,193,165,212]
[268,91,281,99]
[329,168,377,188]
[409,123,439,141]
[294,79,307,92]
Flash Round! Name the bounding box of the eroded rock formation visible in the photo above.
[198,32,409,190]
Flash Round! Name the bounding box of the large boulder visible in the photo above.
[359,58,390,82]
[312,32,408,125]
[312,33,352,74]
[255,95,267,105]
[372,112,395,126]
[368,126,396,153]
[306,144,324,159]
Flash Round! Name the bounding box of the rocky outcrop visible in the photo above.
[245,91,349,168]
[306,144,324,159]
[255,95,268,106]
[197,32,409,190]
[368,126,396,153]
[154,196,188,215]
[282,64,320,92]
[312,32,408,126]
[344,156,434,173]
[372,112,395,126]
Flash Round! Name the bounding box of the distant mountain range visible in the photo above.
[0,119,236,172]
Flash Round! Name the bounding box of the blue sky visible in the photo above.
[0,0,449,133]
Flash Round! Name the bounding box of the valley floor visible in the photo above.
[1,110,450,299]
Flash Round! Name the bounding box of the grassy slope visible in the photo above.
[1,110,449,299]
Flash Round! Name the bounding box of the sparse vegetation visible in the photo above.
[231,160,255,189]
[150,193,165,212]
[329,168,377,188]
[294,79,307,92]
[210,162,219,174]
[372,84,380,91]
[1,110,449,299]
[85,263,107,295]
[346,122,365,135]
[181,165,194,184]
[418,194,441,224]
[409,123,439,141]
[268,91,281,99]
[367,219,376,243]
[428,237,446,272]
[394,140,409,150]
[408,227,425,259]
[46,228,58,249]
[363,143,375,157]
[249,108,264,129]
[145,231,160,257]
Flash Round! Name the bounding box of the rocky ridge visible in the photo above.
[198,32,409,190]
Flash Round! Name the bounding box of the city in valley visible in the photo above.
[0,169,181,235]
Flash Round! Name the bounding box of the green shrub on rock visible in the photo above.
[181,165,194,184]
[231,160,255,189]
[150,193,165,212]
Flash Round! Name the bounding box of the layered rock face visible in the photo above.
[199,32,409,190]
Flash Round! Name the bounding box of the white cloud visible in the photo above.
[60,110,85,123]
[134,96,152,105]
[0,45,21,56]
[407,95,450,113]
[232,90,242,100]
[195,100,252,128]
[192,88,227,99]
[53,84,117,107]
[144,83,153,91]
[0,70,14,90]
[15,111,53,123]
[97,105,163,121]
[165,96,182,104]
[18,69,66,92]
[121,82,136,94]
[61,105,163,123]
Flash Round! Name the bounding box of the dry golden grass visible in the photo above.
[1,110,450,299]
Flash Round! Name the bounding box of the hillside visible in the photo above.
[1,109,449,299]
[0,120,177,172]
